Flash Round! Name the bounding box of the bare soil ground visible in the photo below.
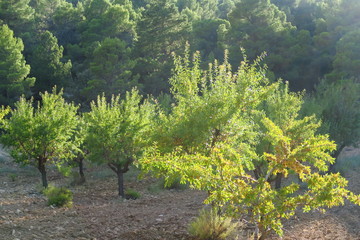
[1,146,360,240]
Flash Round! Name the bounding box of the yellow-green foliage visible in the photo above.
[140,50,360,239]
[43,185,73,207]
[0,88,81,188]
[189,208,239,240]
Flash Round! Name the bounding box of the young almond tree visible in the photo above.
[0,88,80,188]
[84,89,154,198]
[254,82,305,189]
[140,49,360,239]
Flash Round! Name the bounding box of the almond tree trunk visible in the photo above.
[117,171,125,198]
[108,160,131,198]
[38,158,48,188]
[78,157,86,184]
[275,173,282,189]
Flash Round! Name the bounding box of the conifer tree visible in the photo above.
[0,0,34,33]
[134,0,190,95]
[0,24,35,105]
[82,37,139,101]
[29,31,72,93]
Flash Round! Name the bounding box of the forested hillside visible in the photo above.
[1,0,360,106]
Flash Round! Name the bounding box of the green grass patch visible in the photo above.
[125,188,141,199]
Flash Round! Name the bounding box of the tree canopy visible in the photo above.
[140,49,360,239]
[0,88,80,187]
[84,89,154,197]
[0,24,34,105]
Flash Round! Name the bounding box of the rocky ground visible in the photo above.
[1,147,360,240]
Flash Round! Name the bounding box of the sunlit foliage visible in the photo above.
[140,49,360,239]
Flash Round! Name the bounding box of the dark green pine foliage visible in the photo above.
[0,24,35,105]
[49,0,84,46]
[176,0,218,20]
[66,0,138,105]
[82,37,139,101]
[134,0,190,95]
[224,0,295,70]
[216,0,236,19]
[30,0,75,35]
[190,18,230,63]
[223,0,324,91]
[0,0,34,34]
[80,0,137,45]
[29,31,72,93]
[328,30,360,80]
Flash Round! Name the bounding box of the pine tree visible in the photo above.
[134,0,190,95]
[83,37,139,101]
[0,24,35,105]
[29,31,72,93]
[0,0,34,34]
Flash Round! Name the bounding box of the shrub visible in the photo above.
[43,185,73,207]
[8,173,17,181]
[125,188,141,200]
[189,208,239,240]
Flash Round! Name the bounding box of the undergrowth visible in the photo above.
[43,185,73,207]
[189,208,240,240]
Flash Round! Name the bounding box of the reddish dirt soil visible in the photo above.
[1,146,360,240]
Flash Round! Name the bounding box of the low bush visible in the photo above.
[189,208,239,240]
[43,185,73,207]
[125,188,141,200]
[8,173,17,181]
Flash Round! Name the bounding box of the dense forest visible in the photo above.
[1,0,359,157]
[1,0,360,104]
[1,0,360,239]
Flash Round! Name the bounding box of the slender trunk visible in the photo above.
[38,159,48,188]
[259,232,267,240]
[328,144,346,173]
[78,158,85,184]
[275,173,282,189]
[117,171,125,198]
[258,225,269,240]
[254,169,260,180]
[254,224,259,240]
[108,160,132,198]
